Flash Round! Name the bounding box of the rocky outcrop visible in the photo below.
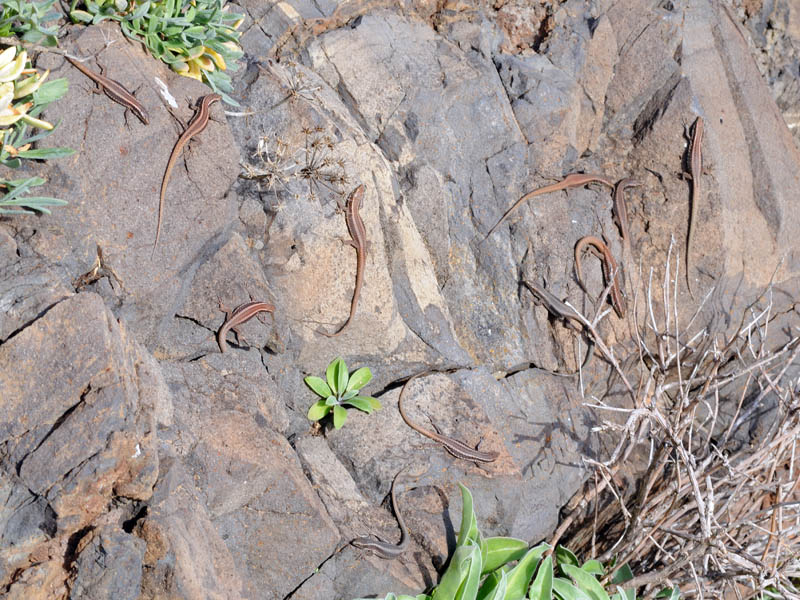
[2,0,800,598]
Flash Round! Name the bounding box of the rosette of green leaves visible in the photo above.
[69,0,244,105]
[305,357,381,429]
[0,0,60,46]
[351,484,664,600]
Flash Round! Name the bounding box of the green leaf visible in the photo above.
[458,544,483,600]
[332,405,347,429]
[346,366,372,392]
[304,375,331,398]
[555,546,580,570]
[324,395,337,406]
[70,9,93,22]
[0,157,22,169]
[353,595,431,600]
[306,400,330,421]
[344,397,374,413]
[654,588,680,600]
[326,357,345,394]
[553,578,590,600]
[341,389,358,401]
[528,555,553,600]
[17,147,75,160]
[581,560,604,575]
[33,77,69,105]
[128,1,150,19]
[482,537,528,574]
[610,589,635,600]
[456,483,480,548]
[476,568,507,600]
[610,564,633,585]
[505,543,549,600]
[336,360,349,395]
[364,396,382,410]
[431,542,482,600]
[351,396,380,410]
[561,565,610,600]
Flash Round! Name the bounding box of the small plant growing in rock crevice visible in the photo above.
[306,357,381,429]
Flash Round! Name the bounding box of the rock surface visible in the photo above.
[2,0,800,598]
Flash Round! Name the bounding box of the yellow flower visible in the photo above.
[184,45,205,60]
[183,60,202,81]
[0,82,13,112]
[194,55,214,71]
[204,47,226,70]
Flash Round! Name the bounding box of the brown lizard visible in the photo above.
[217,301,275,353]
[485,173,614,239]
[398,372,498,463]
[154,93,221,256]
[522,280,595,371]
[574,235,626,319]
[319,185,367,337]
[66,56,149,125]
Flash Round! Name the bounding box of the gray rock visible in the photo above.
[70,529,145,600]
[176,406,340,598]
[0,292,159,582]
[136,457,245,600]
[3,0,800,598]
[33,24,241,347]
[0,470,56,582]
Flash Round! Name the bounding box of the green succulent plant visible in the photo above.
[0,0,60,46]
[0,45,73,213]
[68,0,244,105]
[305,357,381,429]
[353,484,680,600]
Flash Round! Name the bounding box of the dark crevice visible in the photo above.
[122,504,148,533]
[1,297,66,347]
[632,70,683,146]
[282,541,345,600]
[371,366,464,400]
[63,525,94,571]
[16,385,91,476]
[531,13,554,53]
[498,361,577,380]
[38,499,57,538]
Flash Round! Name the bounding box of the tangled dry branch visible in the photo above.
[553,240,800,598]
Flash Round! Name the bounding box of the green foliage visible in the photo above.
[68,0,244,105]
[352,484,676,600]
[0,47,73,212]
[305,357,381,429]
[0,176,67,214]
[0,0,61,45]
